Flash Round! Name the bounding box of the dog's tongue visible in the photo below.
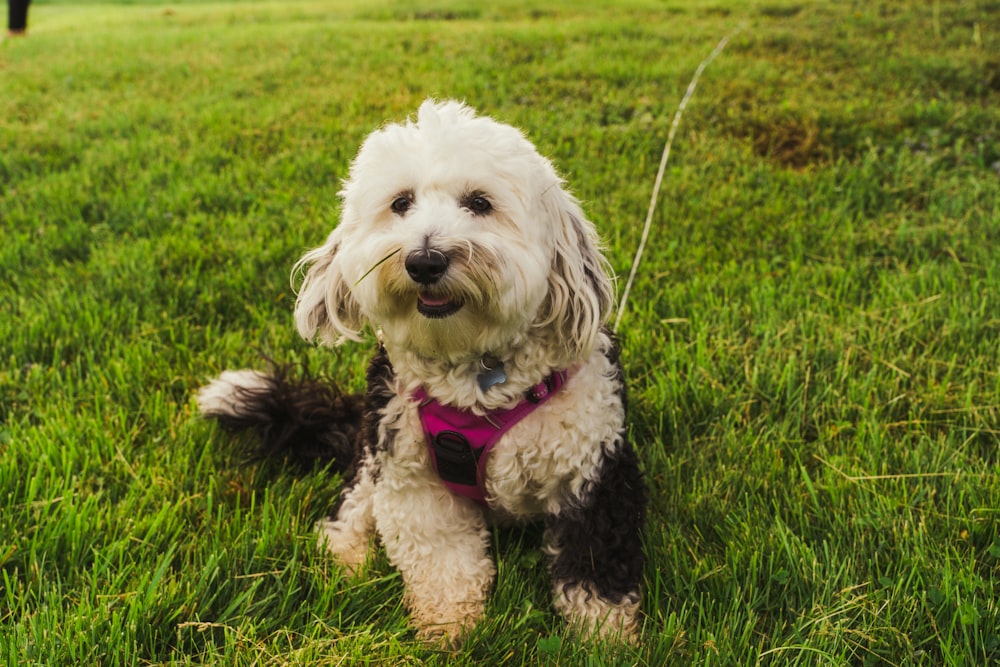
[419,293,451,307]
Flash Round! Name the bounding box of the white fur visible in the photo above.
[315,455,377,575]
[550,577,642,641]
[196,369,271,418]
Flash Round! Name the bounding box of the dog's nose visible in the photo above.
[405,249,449,285]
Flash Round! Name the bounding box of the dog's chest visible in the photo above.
[381,354,625,518]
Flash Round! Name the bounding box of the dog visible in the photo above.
[197,100,647,644]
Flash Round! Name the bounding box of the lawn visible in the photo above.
[1,0,999,664]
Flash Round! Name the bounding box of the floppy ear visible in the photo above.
[536,185,615,360]
[292,226,364,346]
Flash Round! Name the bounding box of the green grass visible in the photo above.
[2,0,999,663]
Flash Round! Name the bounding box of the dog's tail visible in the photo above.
[196,366,364,473]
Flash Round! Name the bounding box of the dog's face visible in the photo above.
[295,100,613,365]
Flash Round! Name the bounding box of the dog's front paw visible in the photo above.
[553,583,642,644]
[316,517,373,576]
[410,601,485,649]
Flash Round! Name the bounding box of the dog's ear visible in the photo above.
[293,227,365,346]
[536,185,615,360]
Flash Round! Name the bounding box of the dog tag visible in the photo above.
[477,360,507,392]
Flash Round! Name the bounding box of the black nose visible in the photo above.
[405,249,449,285]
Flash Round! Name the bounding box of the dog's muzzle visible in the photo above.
[405,249,463,318]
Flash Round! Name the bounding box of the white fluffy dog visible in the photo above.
[198,100,647,643]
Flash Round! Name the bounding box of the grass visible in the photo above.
[2,0,999,663]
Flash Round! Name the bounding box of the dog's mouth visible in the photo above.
[416,293,463,319]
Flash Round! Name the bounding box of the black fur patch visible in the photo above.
[361,347,397,458]
[603,329,627,412]
[546,441,647,604]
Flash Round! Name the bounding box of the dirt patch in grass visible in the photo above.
[746,115,825,169]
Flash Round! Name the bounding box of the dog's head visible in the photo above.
[294,100,614,366]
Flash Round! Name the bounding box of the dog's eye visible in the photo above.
[391,194,413,215]
[464,193,493,215]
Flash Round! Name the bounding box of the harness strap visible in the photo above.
[414,371,567,506]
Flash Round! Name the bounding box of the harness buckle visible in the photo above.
[431,430,479,487]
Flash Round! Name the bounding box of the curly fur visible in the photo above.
[197,100,647,644]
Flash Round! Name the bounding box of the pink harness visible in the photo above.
[414,371,567,506]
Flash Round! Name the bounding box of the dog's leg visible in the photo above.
[373,463,494,644]
[545,441,647,642]
[316,454,377,574]
[316,348,398,573]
